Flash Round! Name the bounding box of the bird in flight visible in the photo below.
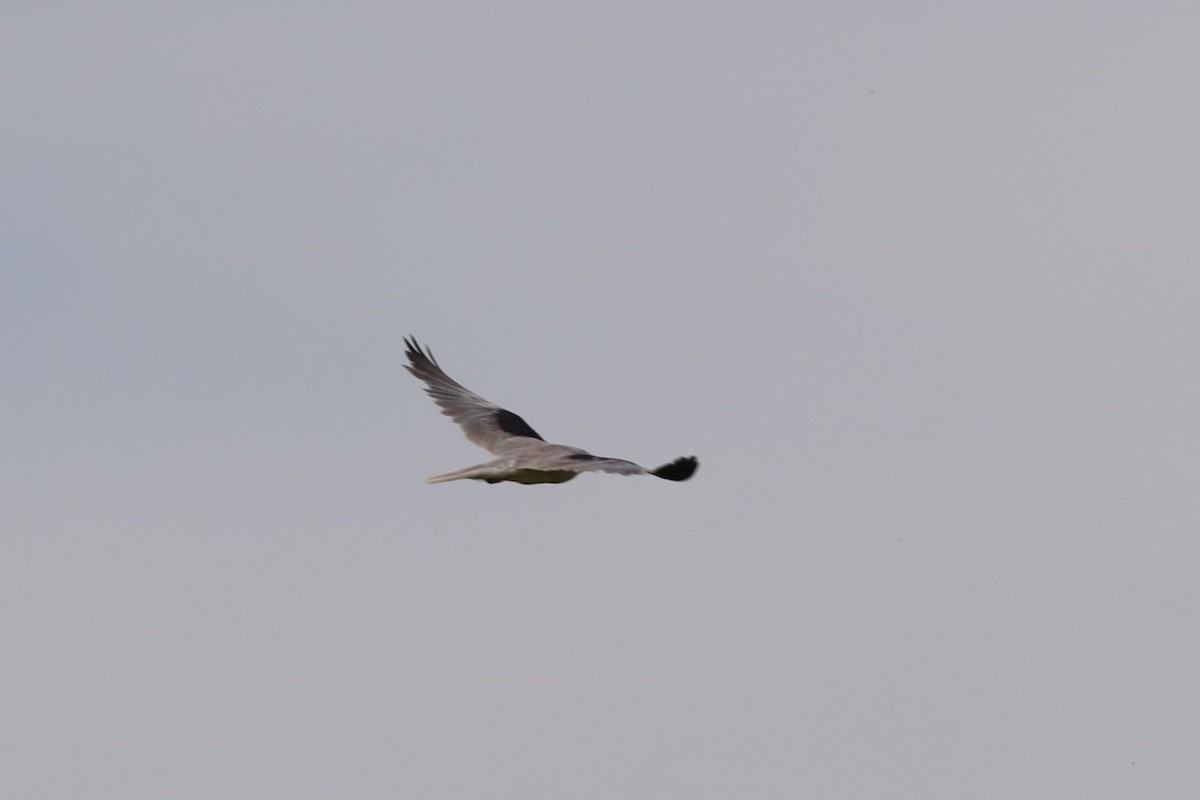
[404,337,698,485]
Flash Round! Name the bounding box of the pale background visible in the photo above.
[4,4,1199,798]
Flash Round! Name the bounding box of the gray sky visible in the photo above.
[4,4,1199,798]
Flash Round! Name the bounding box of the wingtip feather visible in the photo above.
[650,456,698,481]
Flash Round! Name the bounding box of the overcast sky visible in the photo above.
[4,3,1199,798]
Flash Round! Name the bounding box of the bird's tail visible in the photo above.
[424,463,496,483]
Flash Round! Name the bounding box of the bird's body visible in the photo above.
[404,338,698,485]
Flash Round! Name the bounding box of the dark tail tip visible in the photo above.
[650,456,698,481]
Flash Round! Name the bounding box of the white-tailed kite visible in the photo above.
[404,338,698,485]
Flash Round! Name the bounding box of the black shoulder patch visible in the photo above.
[495,409,544,441]
[568,453,599,460]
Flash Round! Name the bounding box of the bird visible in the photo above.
[404,337,698,485]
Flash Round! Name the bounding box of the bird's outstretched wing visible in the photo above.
[560,453,699,482]
[404,337,545,455]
